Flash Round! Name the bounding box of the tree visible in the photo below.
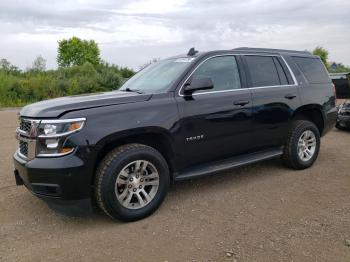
[312,46,328,65]
[31,55,46,72]
[0,58,11,70]
[57,37,101,67]
[0,58,21,74]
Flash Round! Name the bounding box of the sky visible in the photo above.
[0,0,349,70]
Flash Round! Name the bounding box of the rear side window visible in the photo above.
[292,57,330,84]
[244,56,281,87]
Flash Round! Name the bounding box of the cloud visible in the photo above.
[0,0,349,69]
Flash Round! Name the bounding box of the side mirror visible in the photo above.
[183,77,214,95]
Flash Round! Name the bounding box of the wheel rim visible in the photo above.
[297,130,317,162]
[115,160,159,210]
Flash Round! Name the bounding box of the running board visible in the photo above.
[174,147,283,181]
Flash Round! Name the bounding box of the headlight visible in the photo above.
[43,124,57,136]
[38,118,85,137]
[36,118,86,157]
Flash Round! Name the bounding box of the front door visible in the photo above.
[176,55,254,168]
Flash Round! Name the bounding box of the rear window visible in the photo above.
[292,57,330,84]
[244,56,281,87]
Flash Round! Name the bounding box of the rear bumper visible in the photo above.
[13,151,93,216]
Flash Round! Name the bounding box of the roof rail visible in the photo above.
[233,47,312,55]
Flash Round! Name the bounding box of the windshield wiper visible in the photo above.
[121,87,144,94]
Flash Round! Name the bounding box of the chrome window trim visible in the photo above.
[280,55,298,85]
[178,53,298,97]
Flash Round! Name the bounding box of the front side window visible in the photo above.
[190,56,241,93]
[244,55,281,87]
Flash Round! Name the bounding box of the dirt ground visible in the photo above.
[0,109,350,262]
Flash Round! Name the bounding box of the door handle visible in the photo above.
[233,100,250,106]
[284,94,296,100]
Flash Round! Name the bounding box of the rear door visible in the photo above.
[176,55,254,168]
[242,54,301,149]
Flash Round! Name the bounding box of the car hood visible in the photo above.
[20,91,152,118]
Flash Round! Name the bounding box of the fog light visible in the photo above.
[45,139,59,149]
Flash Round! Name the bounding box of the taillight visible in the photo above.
[332,83,337,98]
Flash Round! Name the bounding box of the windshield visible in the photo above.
[121,58,194,93]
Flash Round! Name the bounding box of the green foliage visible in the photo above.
[0,58,21,75]
[0,61,135,107]
[311,46,350,73]
[0,37,137,107]
[30,55,46,72]
[327,62,350,73]
[57,37,101,67]
[312,46,329,65]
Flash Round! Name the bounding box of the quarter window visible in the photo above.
[245,55,286,87]
[190,56,241,93]
[292,56,331,84]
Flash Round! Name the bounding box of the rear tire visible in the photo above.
[95,143,170,222]
[283,120,320,170]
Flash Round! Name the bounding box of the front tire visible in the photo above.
[95,143,170,221]
[283,120,320,170]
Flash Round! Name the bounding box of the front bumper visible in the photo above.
[13,151,93,216]
[337,114,350,128]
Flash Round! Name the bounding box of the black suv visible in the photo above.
[13,47,337,221]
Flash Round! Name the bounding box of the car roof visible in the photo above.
[232,47,314,56]
[172,47,317,60]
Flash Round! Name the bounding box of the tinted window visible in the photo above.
[293,57,330,84]
[191,56,241,92]
[245,56,280,87]
[273,57,289,85]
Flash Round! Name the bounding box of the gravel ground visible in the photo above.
[0,109,350,262]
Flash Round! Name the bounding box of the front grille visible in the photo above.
[20,119,32,133]
[19,140,28,156]
[16,118,39,160]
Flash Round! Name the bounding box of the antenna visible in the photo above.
[187,47,198,56]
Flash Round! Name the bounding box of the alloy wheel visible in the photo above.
[297,130,316,162]
[115,160,159,209]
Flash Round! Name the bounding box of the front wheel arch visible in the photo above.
[91,129,176,185]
